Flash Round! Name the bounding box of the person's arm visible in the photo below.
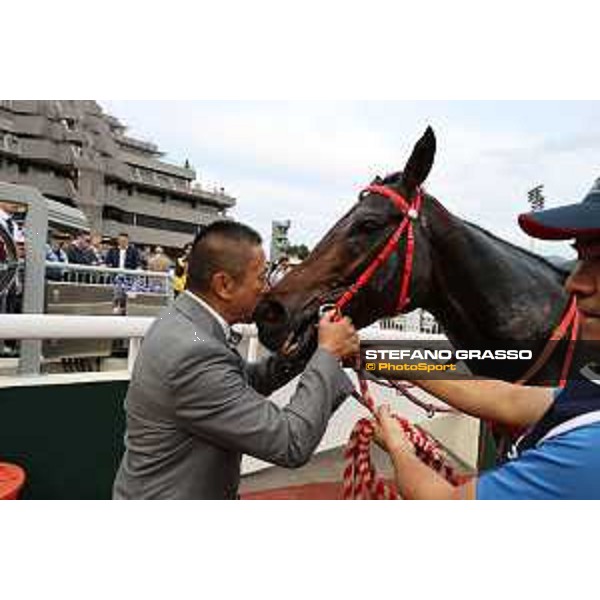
[413,379,553,430]
[387,444,476,500]
[170,343,354,469]
[105,249,115,268]
[374,405,476,500]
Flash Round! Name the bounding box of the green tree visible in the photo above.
[287,244,310,260]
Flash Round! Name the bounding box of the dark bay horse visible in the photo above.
[254,127,581,385]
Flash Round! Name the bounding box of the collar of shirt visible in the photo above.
[183,290,232,342]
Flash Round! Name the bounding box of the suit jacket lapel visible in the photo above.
[174,293,228,346]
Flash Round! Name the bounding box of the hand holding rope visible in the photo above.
[321,304,464,500]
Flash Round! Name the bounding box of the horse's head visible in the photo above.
[255,127,442,357]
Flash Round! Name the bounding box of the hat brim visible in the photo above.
[519,203,600,241]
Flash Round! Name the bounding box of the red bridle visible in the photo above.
[334,184,423,316]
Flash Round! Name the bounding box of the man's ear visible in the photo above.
[212,271,236,301]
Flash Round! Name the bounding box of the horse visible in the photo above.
[254,127,582,386]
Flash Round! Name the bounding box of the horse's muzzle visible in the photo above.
[253,298,291,351]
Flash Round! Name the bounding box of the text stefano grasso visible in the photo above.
[364,349,534,361]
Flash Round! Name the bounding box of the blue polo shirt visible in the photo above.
[477,370,600,500]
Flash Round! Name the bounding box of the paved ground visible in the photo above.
[240,439,473,499]
[240,445,397,499]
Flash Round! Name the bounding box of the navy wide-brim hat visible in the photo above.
[519,178,600,240]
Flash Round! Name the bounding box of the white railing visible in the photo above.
[0,315,260,374]
[0,314,154,373]
[45,261,173,296]
[378,309,442,335]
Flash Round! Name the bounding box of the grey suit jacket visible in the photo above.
[113,293,354,499]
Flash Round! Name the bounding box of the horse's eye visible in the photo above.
[356,220,381,234]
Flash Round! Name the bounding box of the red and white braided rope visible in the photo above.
[342,378,464,500]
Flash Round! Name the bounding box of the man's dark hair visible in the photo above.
[118,232,129,238]
[187,221,262,293]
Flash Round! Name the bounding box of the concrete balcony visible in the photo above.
[101,220,199,249]
[116,135,160,156]
[120,151,195,180]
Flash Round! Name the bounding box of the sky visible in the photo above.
[101,101,600,259]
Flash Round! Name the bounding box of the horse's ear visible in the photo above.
[402,126,436,195]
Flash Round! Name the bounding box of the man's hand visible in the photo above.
[318,310,360,360]
[373,404,414,455]
[373,404,475,500]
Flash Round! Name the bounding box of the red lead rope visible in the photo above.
[342,379,467,500]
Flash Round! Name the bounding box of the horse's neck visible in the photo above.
[424,201,568,349]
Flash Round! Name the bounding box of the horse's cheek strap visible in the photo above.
[335,188,421,314]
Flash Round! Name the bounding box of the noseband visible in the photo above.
[333,184,423,316]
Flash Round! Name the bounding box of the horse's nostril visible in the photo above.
[256,299,288,326]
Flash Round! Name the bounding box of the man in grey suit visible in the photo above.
[113,221,359,499]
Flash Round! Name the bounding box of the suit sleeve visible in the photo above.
[169,345,354,468]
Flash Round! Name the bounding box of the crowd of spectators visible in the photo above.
[1,229,194,355]
[44,231,187,275]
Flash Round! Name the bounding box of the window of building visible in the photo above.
[61,118,76,131]
[103,205,204,236]
[135,213,197,235]
[102,205,135,225]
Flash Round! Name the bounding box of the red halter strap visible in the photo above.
[516,295,580,388]
[335,185,423,315]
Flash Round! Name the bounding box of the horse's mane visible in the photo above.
[376,173,568,278]
[463,219,570,279]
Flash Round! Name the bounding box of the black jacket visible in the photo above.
[66,245,98,266]
[105,246,141,270]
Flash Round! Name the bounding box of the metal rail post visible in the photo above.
[0,183,48,375]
